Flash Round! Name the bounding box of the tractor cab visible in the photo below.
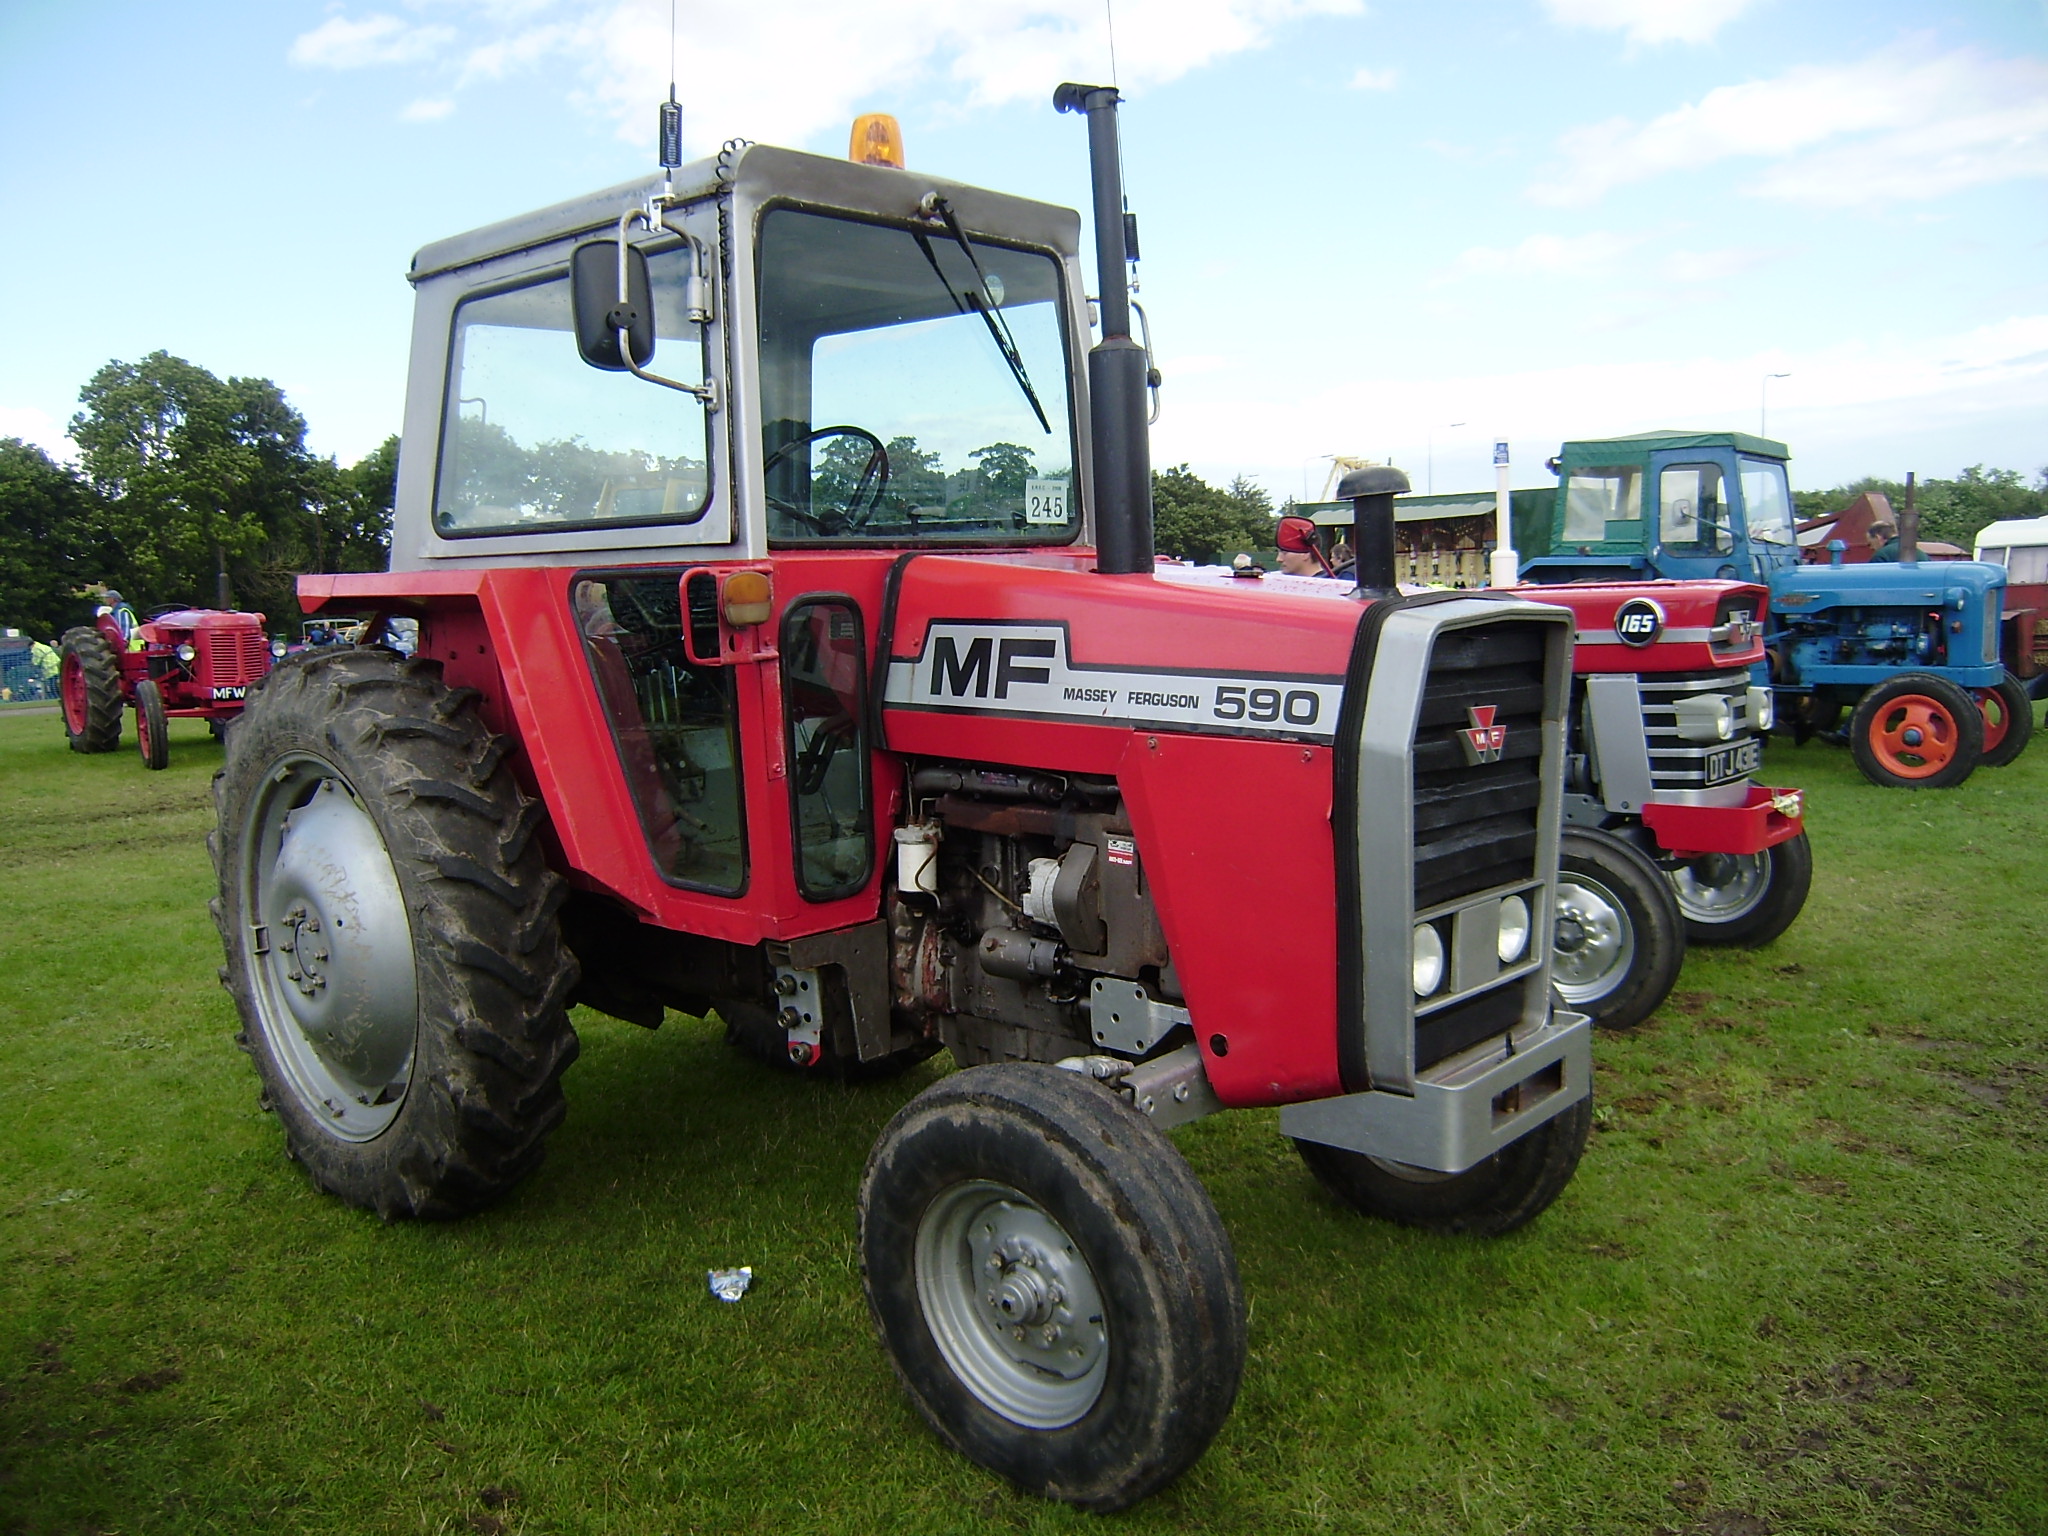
[1517,430,1799,586]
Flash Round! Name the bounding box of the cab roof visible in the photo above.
[1559,429,1789,463]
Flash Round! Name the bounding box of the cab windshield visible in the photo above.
[756,208,1076,543]
[1739,458,1795,545]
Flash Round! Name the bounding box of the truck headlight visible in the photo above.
[1673,692,1736,743]
[1497,895,1530,963]
[270,639,287,658]
[1747,686,1773,732]
[1413,924,1446,997]
[175,643,197,663]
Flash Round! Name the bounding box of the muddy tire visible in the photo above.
[1668,831,1813,949]
[59,626,122,753]
[1848,673,1982,789]
[1976,672,2034,769]
[860,1063,1245,1511]
[210,647,579,1219]
[135,678,170,770]
[1550,827,1684,1030]
[1294,1091,1592,1237]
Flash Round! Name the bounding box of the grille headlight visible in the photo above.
[1747,685,1773,732]
[270,638,287,658]
[1673,692,1737,743]
[1412,923,1445,997]
[175,642,197,663]
[1497,895,1531,963]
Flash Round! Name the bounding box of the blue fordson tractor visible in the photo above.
[1515,430,2032,788]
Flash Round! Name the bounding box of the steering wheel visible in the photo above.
[762,425,890,535]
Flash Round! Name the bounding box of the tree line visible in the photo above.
[1791,467,2048,551]
[0,351,394,642]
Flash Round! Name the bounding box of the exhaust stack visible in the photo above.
[1338,465,1411,600]
[1055,83,1153,575]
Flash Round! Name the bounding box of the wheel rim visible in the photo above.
[137,699,155,761]
[914,1180,1109,1429]
[60,655,86,734]
[1551,874,1636,1004]
[1867,693,1960,778]
[1977,689,2011,755]
[1668,852,1769,926]
[240,754,418,1141]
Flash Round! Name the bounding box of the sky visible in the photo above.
[1,0,2043,502]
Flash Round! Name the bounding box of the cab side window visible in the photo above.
[1659,464,1732,554]
[781,598,872,900]
[1563,466,1642,544]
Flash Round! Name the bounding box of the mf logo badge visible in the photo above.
[1613,597,1665,648]
[1460,705,1507,765]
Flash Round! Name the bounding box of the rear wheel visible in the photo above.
[58,627,122,753]
[1551,827,1684,1030]
[1294,1092,1592,1237]
[1848,673,1982,788]
[1975,672,2034,768]
[211,647,579,1219]
[134,678,170,770]
[1668,831,1813,949]
[860,1063,1245,1511]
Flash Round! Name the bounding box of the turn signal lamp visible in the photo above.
[849,113,905,168]
[722,570,773,627]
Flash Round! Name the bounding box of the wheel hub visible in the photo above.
[916,1181,1109,1428]
[1902,726,1923,747]
[1669,851,1769,925]
[1551,877,1633,1001]
[246,766,419,1141]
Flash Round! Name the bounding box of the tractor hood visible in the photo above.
[1769,560,2006,615]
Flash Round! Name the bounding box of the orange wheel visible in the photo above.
[1975,673,2034,768]
[1848,674,1983,789]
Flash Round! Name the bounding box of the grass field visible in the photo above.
[2,704,2044,1535]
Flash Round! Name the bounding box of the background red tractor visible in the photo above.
[59,595,281,768]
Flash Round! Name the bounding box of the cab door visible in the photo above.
[1649,448,1744,580]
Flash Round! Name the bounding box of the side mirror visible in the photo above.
[571,240,655,371]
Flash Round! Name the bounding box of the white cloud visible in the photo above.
[1348,65,1397,90]
[289,14,456,69]
[1541,0,1758,46]
[1449,230,1642,279]
[283,0,1361,155]
[1532,41,2048,206]
[1152,314,2048,498]
[0,407,73,461]
[400,97,456,122]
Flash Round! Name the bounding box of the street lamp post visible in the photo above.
[1761,373,1789,438]
[1426,421,1465,495]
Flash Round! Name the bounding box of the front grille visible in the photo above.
[1639,670,1757,791]
[195,629,271,689]
[1412,622,1549,910]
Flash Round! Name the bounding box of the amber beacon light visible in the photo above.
[849,113,905,167]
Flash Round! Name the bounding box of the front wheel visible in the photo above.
[134,678,170,770]
[1975,672,2034,768]
[1848,673,1982,789]
[1294,1092,1592,1237]
[860,1064,1245,1511]
[1551,827,1684,1030]
[1667,831,1813,949]
[212,648,580,1219]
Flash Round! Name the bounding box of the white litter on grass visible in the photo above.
[708,1266,753,1302]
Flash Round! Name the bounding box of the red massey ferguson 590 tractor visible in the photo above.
[60,596,279,769]
[1517,580,1812,1029]
[212,90,1593,1508]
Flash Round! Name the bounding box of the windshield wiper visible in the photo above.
[911,197,1051,435]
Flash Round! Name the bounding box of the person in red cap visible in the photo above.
[1275,514,1337,577]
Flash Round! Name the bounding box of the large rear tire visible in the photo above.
[860,1064,1245,1511]
[59,626,122,753]
[1550,827,1684,1030]
[1294,1091,1592,1237]
[1848,673,1982,789]
[1668,831,1813,949]
[211,647,580,1219]
[134,677,170,770]
[1975,672,2034,768]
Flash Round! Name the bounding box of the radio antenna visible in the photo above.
[657,0,682,183]
[1105,0,1120,85]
